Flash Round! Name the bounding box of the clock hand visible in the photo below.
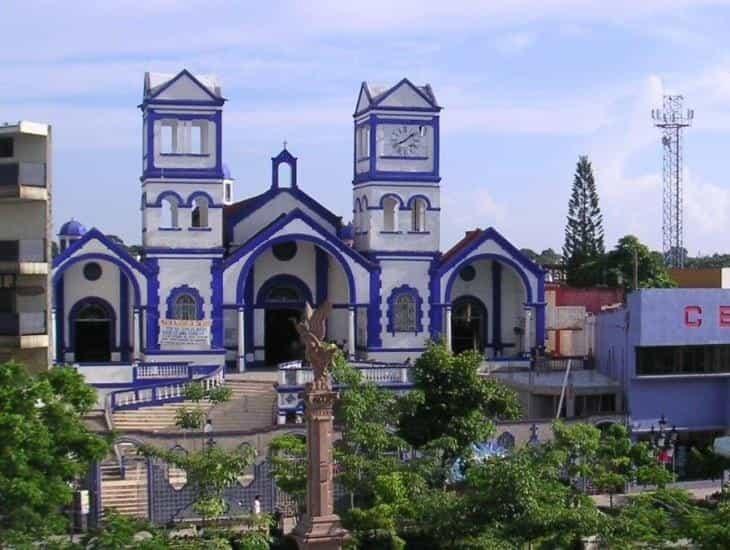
[396,132,417,146]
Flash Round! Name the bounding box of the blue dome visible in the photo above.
[222,163,232,179]
[58,219,87,237]
[339,222,354,240]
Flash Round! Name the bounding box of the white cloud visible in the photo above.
[493,32,537,55]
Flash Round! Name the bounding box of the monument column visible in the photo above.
[292,301,348,549]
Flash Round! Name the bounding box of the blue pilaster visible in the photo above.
[492,261,502,353]
[315,246,329,305]
[428,261,442,340]
[244,266,254,354]
[210,259,223,348]
[119,271,129,361]
[145,258,160,351]
[367,267,382,348]
[54,275,64,363]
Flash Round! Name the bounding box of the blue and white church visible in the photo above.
[52,70,545,384]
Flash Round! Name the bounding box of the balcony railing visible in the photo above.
[0,162,47,188]
[0,239,46,262]
[0,311,46,336]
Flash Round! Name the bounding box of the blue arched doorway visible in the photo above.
[451,295,487,355]
[70,297,116,363]
[257,275,313,366]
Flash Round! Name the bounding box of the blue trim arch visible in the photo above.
[406,194,432,209]
[152,190,184,207]
[186,191,216,207]
[165,285,205,320]
[444,254,533,304]
[53,253,144,307]
[378,193,405,209]
[255,274,313,306]
[234,235,358,306]
[386,284,424,334]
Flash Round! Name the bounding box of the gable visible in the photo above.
[355,84,372,114]
[227,190,341,249]
[154,73,216,101]
[375,80,435,109]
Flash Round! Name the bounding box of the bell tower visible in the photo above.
[351,79,441,254]
[140,70,226,249]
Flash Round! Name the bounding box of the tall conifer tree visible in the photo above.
[563,156,605,285]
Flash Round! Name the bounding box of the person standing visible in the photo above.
[253,494,261,516]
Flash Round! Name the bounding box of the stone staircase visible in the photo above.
[99,441,149,518]
[111,380,276,433]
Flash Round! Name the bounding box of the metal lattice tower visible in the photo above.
[652,95,694,268]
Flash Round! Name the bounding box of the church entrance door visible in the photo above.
[451,296,487,355]
[265,308,304,366]
[74,302,113,362]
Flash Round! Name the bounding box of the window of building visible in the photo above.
[173,294,198,320]
[411,197,426,232]
[0,138,13,158]
[383,196,399,232]
[272,241,297,262]
[190,124,202,154]
[83,262,102,281]
[160,196,179,228]
[357,126,370,158]
[636,344,730,376]
[459,265,476,282]
[191,196,209,228]
[0,274,16,313]
[160,121,177,154]
[224,182,232,203]
[393,294,416,332]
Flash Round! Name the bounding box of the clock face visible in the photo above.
[388,125,427,157]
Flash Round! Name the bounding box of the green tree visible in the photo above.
[0,362,110,541]
[603,235,675,289]
[398,344,520,466]
[563,155,605,286]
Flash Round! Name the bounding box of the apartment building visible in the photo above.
[0,121,52,371]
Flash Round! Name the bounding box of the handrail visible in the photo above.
[109,364,225,412]
[278,360,414,387]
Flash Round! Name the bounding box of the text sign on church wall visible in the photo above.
[159,319,211,346]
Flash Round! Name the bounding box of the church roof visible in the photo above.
[223,187,342,247]
[355,78,440,116]
[143,69,224,104]
[58,219,87,237]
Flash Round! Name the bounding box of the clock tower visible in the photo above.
[351,79,441,254]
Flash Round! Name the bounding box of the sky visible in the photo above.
[3,1,730,255]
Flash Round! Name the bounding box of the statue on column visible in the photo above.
[291,301,349,549]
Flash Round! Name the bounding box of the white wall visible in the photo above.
[157,257,214,352]
[354,183,440,252]
[143,181,224,249]
[378,258,431,350]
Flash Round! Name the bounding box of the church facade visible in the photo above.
[52,70,545,376]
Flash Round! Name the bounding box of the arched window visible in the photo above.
[278,162,292,188]
[387,285,422,334]
[394,294,416,332]
[173,294,197,320]
[383,196,399,232]
[191,196,209,228]
[411,198,426,232]
[160,197,179,228]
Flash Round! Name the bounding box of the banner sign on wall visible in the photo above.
[159,319,211,345]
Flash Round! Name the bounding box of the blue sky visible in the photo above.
[3,1,730,255]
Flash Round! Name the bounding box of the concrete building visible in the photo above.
[596,289,730,471]
[0,121,52,371]
[545,284,624,359]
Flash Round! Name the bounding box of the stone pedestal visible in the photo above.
[292,386,348,550]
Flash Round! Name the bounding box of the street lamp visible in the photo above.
[649,414,679,475]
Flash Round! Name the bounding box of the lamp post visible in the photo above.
[649,414,679,476]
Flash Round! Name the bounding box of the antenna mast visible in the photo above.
[652,95,693,268]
